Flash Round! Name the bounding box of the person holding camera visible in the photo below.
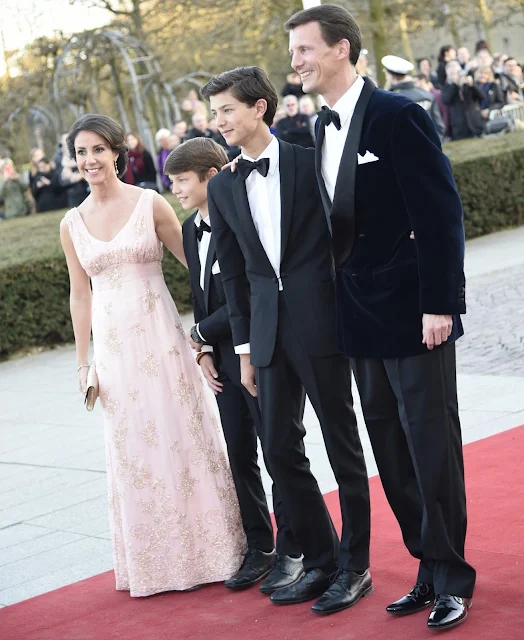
[59,155,89,208]
[441,61,475,140]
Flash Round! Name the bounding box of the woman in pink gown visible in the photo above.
[60,114,246,597]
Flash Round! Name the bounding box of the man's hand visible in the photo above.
[221,155,241,173]
[239,353,257,397]
[187,331,202,352]
[422,314,453,350]
[198,354,223,394]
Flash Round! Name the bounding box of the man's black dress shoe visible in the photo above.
[270,568,331,605]
[311,569,373,615]
[386,582,435,615]
[427,594,471,630]
[259,555,304,594]
[224,549,276,590]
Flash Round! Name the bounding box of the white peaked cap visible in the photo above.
[381,55,414,75]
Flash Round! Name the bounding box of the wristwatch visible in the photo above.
[190,325,205,345]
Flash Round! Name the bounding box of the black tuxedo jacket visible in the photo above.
[315,78,466,358]
[182,213,231,345]
[208,139,338,368]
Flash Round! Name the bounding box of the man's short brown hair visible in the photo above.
[285,4,362,66]
[163,138,228,181]
[200,66,278,127]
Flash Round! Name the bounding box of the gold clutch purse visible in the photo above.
[84,360,99,411]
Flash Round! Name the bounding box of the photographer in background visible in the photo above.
[441,60,473,140]
[31,157,67,213]
[59,155,89,208]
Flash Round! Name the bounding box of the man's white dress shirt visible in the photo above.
[321,75,365,202]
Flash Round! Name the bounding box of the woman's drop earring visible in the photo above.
[114,158,118,174]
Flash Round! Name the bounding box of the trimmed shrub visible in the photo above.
[444,132,524,238]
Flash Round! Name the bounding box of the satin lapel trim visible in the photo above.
[203,234,215,313]
[331,77,375,221]
[278,140,294,264]
[231,172,274,270]
[314,121,332,233]
[186,218,206,312]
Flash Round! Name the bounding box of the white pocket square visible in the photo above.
[357,150,379,165]
[211,260,221,275]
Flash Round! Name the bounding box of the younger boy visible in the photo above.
[164,138,302,594]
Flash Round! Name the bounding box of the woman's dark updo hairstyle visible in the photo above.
[66,114,128,178]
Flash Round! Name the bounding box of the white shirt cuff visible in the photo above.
[199,345,213,355]
[196,323,206,342]
[234,343,250,354]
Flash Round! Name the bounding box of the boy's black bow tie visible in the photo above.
[317,106,341,130]
[236,157,270,179]
[196,219,211,241]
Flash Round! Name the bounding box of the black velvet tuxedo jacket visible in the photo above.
[315,79,466,358]
[207,139,338,369]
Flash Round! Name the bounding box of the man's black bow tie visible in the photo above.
[317,106,341,130]
[236,157,270,180]
[196,219,211,241]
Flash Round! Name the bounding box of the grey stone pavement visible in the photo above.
[1,226,523,608]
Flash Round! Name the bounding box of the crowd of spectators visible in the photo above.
[412,41,524,140]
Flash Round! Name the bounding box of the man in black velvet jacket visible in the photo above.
[287,4,476,632]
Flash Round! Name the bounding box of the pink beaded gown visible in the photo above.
[63,189,246,596]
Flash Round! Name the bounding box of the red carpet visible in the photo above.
[2,426,524,640]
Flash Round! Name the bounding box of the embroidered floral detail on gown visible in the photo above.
[64,189,246,596]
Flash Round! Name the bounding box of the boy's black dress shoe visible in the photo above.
[259,555,304,595]
[311,569,373,615]
[224,549,276,590]
[386,582,435,615]
[270,568,331,605]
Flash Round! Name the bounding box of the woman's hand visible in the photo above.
[78,366,89,394]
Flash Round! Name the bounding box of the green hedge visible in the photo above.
[1,132,524,359]
[444,132,524,237]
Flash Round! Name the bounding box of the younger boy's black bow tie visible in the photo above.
[236,157,270,179]
[196,219,211,241]
[317,106,341,130]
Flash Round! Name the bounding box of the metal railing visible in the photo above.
[489,103,524,124]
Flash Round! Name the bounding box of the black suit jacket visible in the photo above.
[182,213,253,384]
[208,139,338,368]
[315,78,466,358]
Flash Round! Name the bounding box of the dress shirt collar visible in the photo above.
[328,75,365,128]
[194,210,210,227]
[242,135,279,176]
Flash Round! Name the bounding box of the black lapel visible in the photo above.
[278,140,294,264]
[314,121,332,233]
[203,234,215,313]
[331,77,375,266]
[231,171,274,271]
[185,214,206,311]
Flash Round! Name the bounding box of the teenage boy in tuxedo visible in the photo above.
[164,138,303,594]
[201,67,371,614]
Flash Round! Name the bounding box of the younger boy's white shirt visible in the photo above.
[193,210,213,354]
[234,135,281,355]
